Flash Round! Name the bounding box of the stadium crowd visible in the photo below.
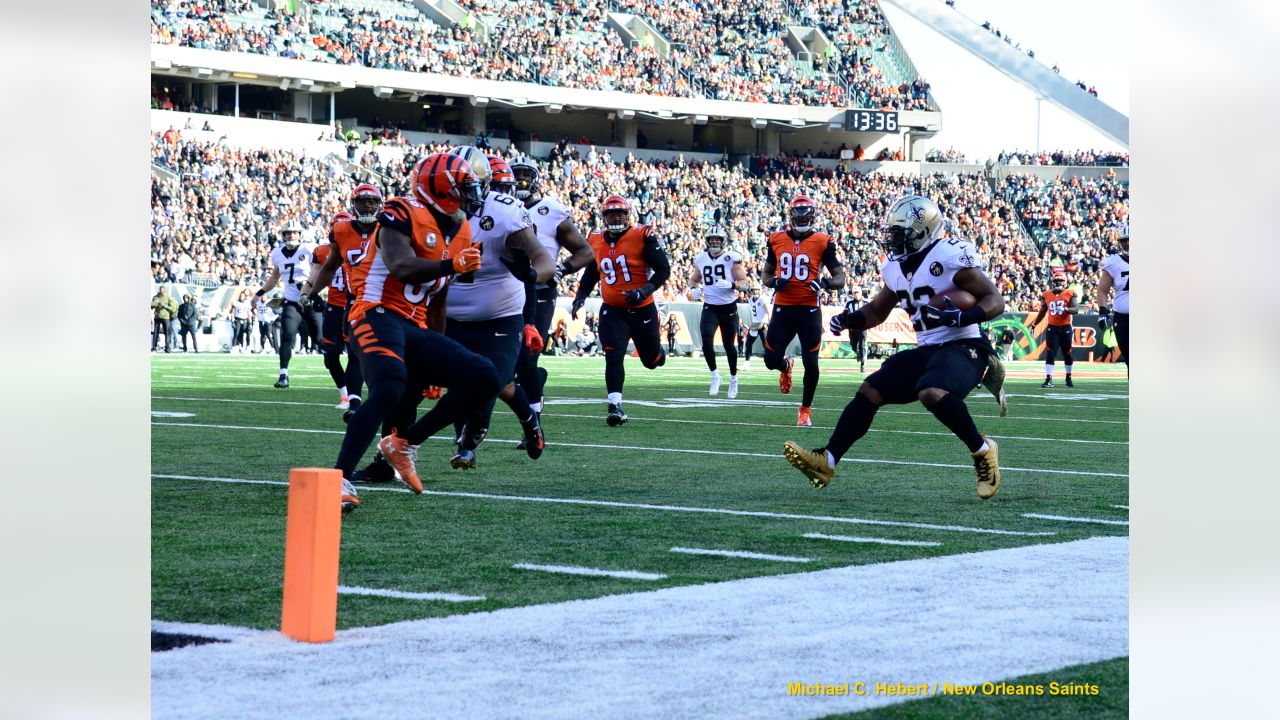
[149,0,931,109]
[151,132,1126,311]
[997,148,1128,167]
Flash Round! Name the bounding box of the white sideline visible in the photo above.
[151,537,1128,719]
[513,563,666,581]
[338,585,486,603]
[151,474,1057,537]
[1023,513,1130,526]
[802,533,942,548]
[1113,504,1129,510]
[150,421,1128,478]
[152,620,273,643]
[670,547,811,563]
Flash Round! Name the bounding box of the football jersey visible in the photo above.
[329,220,378,306]
[311,244,346,308]
[880,236,984,346]
[693,250,742,305]
[587,225,656,308]
[766,230,836,307]
[254,297,277,323]
[748,296,768,325]
[1041,288,1075,327]
[528,195,571,287]
[270,244,316,302]
[349,196,473,327]
[1101,253,1130,313]
[447,192,533,322]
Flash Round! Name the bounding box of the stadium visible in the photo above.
[148,0,1130,717]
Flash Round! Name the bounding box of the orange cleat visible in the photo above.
[377,429,423,493]
[779,356,794,394]
[797,406,812,427]
[422,385,444,400]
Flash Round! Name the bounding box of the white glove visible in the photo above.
[712,279,734,290]
[689,287,703,301]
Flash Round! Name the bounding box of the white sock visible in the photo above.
[338,386,347,396]
[710,369,720,379]
[280,368,289,377]
[1065,366,1073,377]
[826,450,837,470]
[1044,364,1054,377]
[730,374,737,380]
[348,394,360,403]
[530,401,543,414]
[608,392,622,406]
[976,441,989,454]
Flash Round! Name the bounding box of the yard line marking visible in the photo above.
[151,474,1057,537]
[1112,504,1129,510]
[802,533,942,548]
[513,563,666,581]
[1022,513,1129,527]
[670,547,811,563]
[151,421,1127,477]
[161,374,201,379]
[337,585,486,603]
[147,396,1126,446]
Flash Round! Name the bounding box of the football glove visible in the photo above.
[570,297,586,319]
[523,324,544,353]
[554,260,575,283]
[689,287,703,302]
[920,297,963,327]
[1097,311,1111,330]
[499,251,537,283]
[623,285,654,306]
[807,277,831,295]
[712,278,735,290]
[451,246,483,274]
[766,277,788,292]
[423,385,443,400]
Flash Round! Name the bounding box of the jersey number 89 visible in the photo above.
[776,252,810,281]
[701,264,727,285]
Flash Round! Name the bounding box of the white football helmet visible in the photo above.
[281,221,304,248]
[509,155,540,201]
[881,195,944,261]
[705,225,728,256]
[450,146,492,190]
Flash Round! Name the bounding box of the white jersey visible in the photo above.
[270,244,315,302]
[527,195,571,288]
[447,192,534,322]
[1100,253,1130,314]
[748,296,768,326]
[880,237,984,346]
[693,250,742,305]
[253,297,277,323]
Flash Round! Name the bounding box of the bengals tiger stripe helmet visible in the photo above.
[349,183,384,225]
[602,194,632,235]
[789,195,817,234]
[413,153,484,221]
[488,155,516,197]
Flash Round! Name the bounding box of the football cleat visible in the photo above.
[521,412,545,460]
[783,441,835,489]
[336,392,350,410]
[709,372,721,396]
[1065,376,1074,388]
[351,451,395,484]
[341,478,361,514]
[973,437,1001,500]
[450,449,477,470]
[606,403,628,426]
[797,406,813,427]
[727,376,739,399]
[1041,379,1054,389]
[377,430,423,493]
[779,356,794,394]
[981,354,1008,418]
[342,397,362,424]
[274,374,289,389]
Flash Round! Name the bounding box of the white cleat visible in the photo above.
[336,394,350,410]
[727,376,739,399]
[709,372,722,396]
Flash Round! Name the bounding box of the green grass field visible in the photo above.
[151,351,1128,717]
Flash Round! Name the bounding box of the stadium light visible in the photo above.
[790,118,805,127]
[339,79,356,89]
[280,78,293,91]
[547,104,564,114]
[471,96,490,107]
[298,78,315,90]
[153,59,172,70]
[373,86,394,98]
[618,109,636,120]
[826,122,841,132]
[192,67,212,79]
[692,114,708,125]
[751,118,768,129]
[657,109,673,119]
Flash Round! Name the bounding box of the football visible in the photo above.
[927,289,977,310]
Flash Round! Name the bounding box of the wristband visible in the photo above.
[960,306,986,326]
[255,289,266,297]
[819,277,832,290]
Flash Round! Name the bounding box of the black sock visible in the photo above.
[725,342,738,375]
[605,352,625,394]
[801,352,820,407]
[502,384,535,425]
[826,393,879,463]
[925,392,985,453]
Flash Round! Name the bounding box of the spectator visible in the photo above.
[177,293,202,352]
[151,287,178,352]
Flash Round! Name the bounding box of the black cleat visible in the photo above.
[606,403,628,427]
[342,397,362,424]
[274,374,289,389]
[515,437,527,450]
[351,452,395,484]
[1065,376,1074,388]
[1041,379,1054,388]
[521,412,545,460]
[450,449,477,470]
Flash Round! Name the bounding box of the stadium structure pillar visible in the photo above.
[616,117,637,148]
[759,125,781,155]
[329,92,335,132]
[291,91,311,123]
[234,83,239,118]
[464,104,486,136]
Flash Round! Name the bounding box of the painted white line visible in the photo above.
[1022,513,1130,527]
[152,537,1128,719]
[670,547,811,563]
[1112,504,1129,510]
[150,422,1128,478]
[161,374,201,379]
[513,563,667,581]
[151,620,275,643]
[802,533,942,548]
[151,474,1056,537]
[337,585,486,603]
[151,411,196,418]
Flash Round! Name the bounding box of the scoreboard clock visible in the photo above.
[844,110,900,133]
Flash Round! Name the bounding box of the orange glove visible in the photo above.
[451,246,482,274]
[523,324,544,353]
[422,385,444,400]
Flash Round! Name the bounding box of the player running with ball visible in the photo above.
[784,195,1006,499]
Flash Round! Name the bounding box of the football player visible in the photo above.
[743,284,768,368]
[786,195,1005,500]
[1096,223,1129,367]
[688,226,750,397]
[1030,274,1079,387]
[308,154,499,513]
[437,148,555,470]
[760,195,846,426]
[254,220,319,389]
[509,155,594,444]
[571,194,671,425]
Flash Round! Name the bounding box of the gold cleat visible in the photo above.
[972,436,1001,500]
[783,441,835,489]
[982,353,1008,417]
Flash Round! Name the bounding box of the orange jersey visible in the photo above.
[348,196,473,327]
[587,225,655,308]
[766,230,836,307]
[329,220,377,307]
[311,243,347,307]
[1042,288,1076,327]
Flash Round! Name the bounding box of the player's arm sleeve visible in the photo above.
[574,261,600,304]
[522,280,537,325]
[641,232,671,290]
[820,239,842,270]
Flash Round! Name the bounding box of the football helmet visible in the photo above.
[1116,222,1129,253]
[332,210,355,225]
[413,153,484,221]
[602,194,632,235]
[510,155,540,201]
[881,195,944,262]
[350,183,384,225]
[281,221,304,248]
[750,284,762,298]
[488,155,516,196]
[705,225,728,256]
[1051,275,1068,292]
[789,195,817,234]
[450,146,492,190]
